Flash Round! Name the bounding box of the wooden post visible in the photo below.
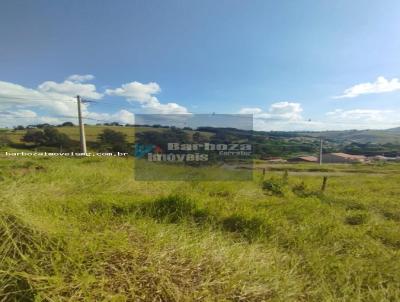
[319,138,323,165]
[321,176,328,192]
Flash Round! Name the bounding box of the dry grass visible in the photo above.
[0,156,400,301]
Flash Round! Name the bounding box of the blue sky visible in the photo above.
[1,0,400,130]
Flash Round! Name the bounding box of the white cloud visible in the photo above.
[0,109,66,127]
[238,107,263,114]
[106,82,160,102]
[0,81,75,116]
[114,109,135,124]
[252,118,323,131]
[334,76,400,99]
[66,74,95,83]
[3,76,398,131]
[238,102,309,131]
[0,77,190,127]
[266,102,303,121]
[87,109,135,124]
[0,108,136,128]
[38,80,102,100]
[324,109,398,129]
[0,77,103,124]
[0,109,37,119]
[239,102,303,122]
[237,102,400,131]
[106,81,189,114]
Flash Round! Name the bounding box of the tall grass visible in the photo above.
[1,156,400,301]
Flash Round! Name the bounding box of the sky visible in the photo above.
[1,0,400,131]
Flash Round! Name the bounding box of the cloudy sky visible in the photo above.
[1,0,400,131]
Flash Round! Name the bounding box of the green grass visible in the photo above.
[1,155,400,301]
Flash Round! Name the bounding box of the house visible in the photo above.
[371,155,388,161]
[322,153,367,163]
[371,155,400,162]
[261,156,287,163]
[266,158,288,163]
[288,156,318,163]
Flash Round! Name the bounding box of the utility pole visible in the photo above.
[76,95,87,154]
[319,138,323,165]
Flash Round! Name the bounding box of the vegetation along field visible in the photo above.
[1,153,400,301]
[2,124,400,158]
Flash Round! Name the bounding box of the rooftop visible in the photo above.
[329,153,366,160]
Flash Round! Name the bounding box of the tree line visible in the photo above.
[20,127,131,153]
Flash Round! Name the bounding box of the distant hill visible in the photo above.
[2,124,400,144]
[387,127,400,133]
[1,124,399,157]
[296,128,400,144]
[0,125,212,144]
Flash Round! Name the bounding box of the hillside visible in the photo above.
[1,125,400,157]
[297,128,400,144]
[3,125,400,144]
[0,125,212,144]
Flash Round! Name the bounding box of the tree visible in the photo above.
[135,128,189,146]
[23,129,46,145]
[22,127,72,148]
[98,129,130,153]
[192,132,207,143]
[0,134,10,147]
[59,122,74,127]
[43,127,71,147]
[35,123,51,129]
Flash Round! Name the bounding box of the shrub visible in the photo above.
[59,122,74,127]
[98,129,130,153]
[0,273,35,302]
[292,181,313,197]
[262,178,286,196]
[382,211,400,222]
[345,202,366,211]
[43,127,71,147]
[282,170,289,184]
[368,225,400,248]
[140,195,198,223]
[22,129,46,145]
[345,212,369,225]
[22,127,73,148]
[221,215,270,240]
[0,212,67,301]
[0,134,11,148]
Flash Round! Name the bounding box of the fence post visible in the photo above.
[321,176,328,192]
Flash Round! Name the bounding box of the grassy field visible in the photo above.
[0,155,400,301]
[1,126,212,144]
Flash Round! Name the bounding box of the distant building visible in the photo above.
[261,156,287,163]
[322,153,367,163]
[370,155,400,162]
[288,156,318,163]
[371,155,388,161]
[267,158,287,163]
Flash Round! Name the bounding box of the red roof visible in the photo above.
[290,156,318,162]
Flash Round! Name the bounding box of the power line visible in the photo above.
[0,95,135,111]
[0,96,76,102]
